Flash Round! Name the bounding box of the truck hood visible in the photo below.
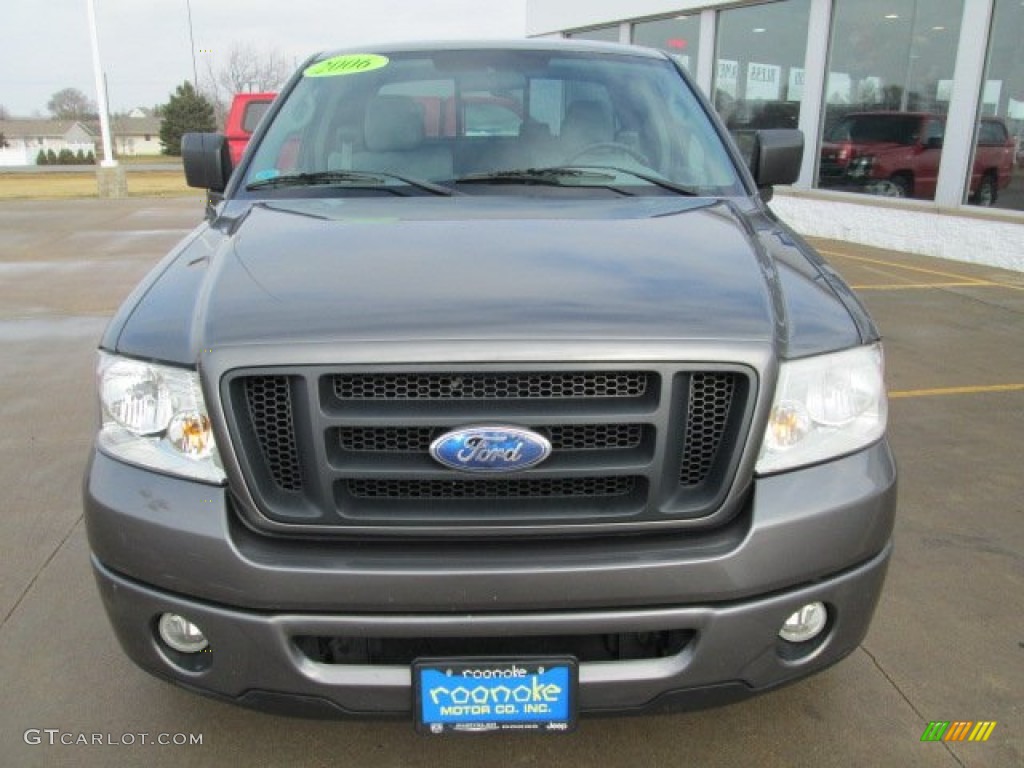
[194,197,776,349]
[113,195,865,364]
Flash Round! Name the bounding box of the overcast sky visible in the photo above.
[1,0,527,117]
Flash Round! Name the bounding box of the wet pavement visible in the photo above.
[0,197,1020,767]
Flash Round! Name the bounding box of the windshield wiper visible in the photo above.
[246,170,455,196]
[454,167,619,186]
[568,166,701,196]
[454,166,699,196]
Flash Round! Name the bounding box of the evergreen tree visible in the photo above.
[159,81,216,156]
[46,149,58,164]
[37,149,48,165]
[86,150,96,164]
[75,149,86,164]
[58,148,74,164]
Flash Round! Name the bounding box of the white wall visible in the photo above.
[771,193,1024,273]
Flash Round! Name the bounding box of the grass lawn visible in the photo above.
[115,154,183,166]
[0,171,193,200]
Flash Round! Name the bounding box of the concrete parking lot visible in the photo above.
[0,197,1021,767]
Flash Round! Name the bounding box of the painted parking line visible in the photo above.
[889,383,1024,399]
[818,249,1024,292]
[849,282,996,291]
[818,250,990,284]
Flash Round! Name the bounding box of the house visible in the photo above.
[0,119,96,166]
[0,115,165,165]
[106,116,163,156]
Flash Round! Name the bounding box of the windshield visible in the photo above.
[241,47,744,198]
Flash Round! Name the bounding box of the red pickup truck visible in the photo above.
[224,92,276,166]
[819,111,1014,205]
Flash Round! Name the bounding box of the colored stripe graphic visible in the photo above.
[945,721,973,741]
[921,721,949,742]
[969,722,997,742]
[920,720,996,742]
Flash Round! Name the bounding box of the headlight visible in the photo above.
[756,344,887,475]
[846,155,874,178]
[96,352,225,483]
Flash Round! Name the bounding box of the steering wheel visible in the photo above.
[565,142,651,166]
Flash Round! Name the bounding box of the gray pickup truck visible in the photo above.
[84,40,896,733]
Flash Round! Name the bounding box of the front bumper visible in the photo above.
[85,440,896,717]
[92,544,890,717]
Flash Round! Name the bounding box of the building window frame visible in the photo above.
[546,0,1018,217]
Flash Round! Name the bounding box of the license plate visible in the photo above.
[414,657,578,734]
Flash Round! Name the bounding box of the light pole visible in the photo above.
[185,0,198,89]
[86,0,116,167]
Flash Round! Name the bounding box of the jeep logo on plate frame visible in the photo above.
[429,427,551,473]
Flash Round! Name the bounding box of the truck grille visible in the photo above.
[224,364,754,535]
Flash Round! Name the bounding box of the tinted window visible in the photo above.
[816,0,964,201]
[966,0,1024,209]
[714,0,811,165]
[632,16,700,75]
[566,26,620,42]
[977,120,1007,146]
[242,101,271,133]
[826,115,921,144]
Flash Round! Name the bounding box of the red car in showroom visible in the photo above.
[819,111,1014,205]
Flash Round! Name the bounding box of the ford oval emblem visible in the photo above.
[429,426,551,473]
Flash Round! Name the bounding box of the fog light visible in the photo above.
[779,602,828,643]
[158,613,209,653]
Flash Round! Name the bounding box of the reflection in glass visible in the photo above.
[633,16,701,75]
[566,26,620,43]
[714,0,811,165]
[816,0,963,201]
[966,0,1024,209]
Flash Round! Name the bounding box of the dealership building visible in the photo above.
[526,0,1024,270]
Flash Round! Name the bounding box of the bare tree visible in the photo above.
[0,104,10,120]
[202,42,290,127]
[47,88,97,120]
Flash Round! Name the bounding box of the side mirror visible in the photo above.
[750,129,803,188]
[925,136,944,150]
[182,132,231,193]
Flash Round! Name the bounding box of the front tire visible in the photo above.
[972,173,997,206]
[887,174,912,198]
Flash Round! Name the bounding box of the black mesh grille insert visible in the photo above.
[345,476,637,499]
[295,630,694,665]
[546,424,643,451]
[680,373,736,487]
[332,372,648,400]
[337,424,644,453]
[244,376,303,492]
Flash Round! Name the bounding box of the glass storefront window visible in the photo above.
[817,0,963,201]
[566,25,620,43]
[966,0,1024,210]
[714,0,811,164]
[632,15,701,76]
